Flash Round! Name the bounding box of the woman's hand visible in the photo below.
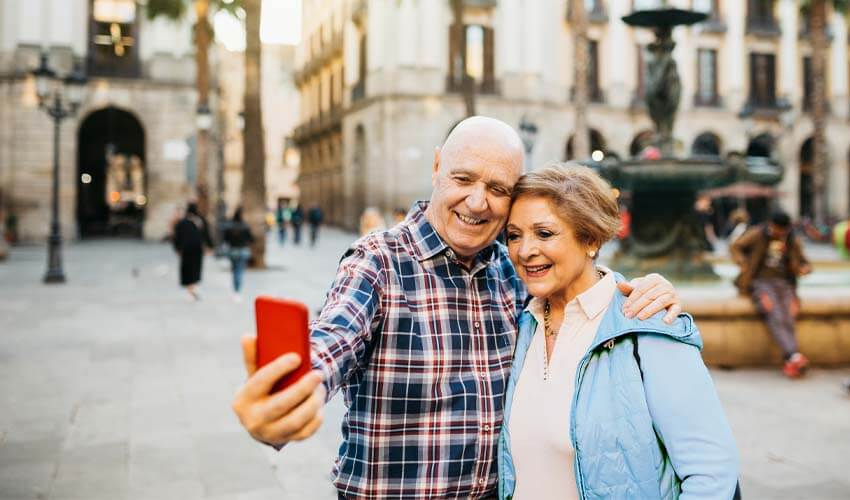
[618,273,682,324]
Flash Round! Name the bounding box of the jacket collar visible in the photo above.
[518,272,700,351]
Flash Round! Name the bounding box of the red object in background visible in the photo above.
[255,297,311,394]
[617,209,631,240]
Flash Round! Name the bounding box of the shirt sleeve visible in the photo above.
[310,246,385,401]
[638,334,740,500]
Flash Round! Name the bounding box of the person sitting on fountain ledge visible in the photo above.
[730,210,813,378]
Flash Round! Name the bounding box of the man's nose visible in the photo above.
[465,184,488,212]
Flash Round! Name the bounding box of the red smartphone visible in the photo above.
[254,296,311,394]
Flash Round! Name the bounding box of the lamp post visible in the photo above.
[31,53,87,284]
[518,115,539,158]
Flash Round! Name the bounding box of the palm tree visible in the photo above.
[240,0,267,267]
[569,0,590,160]
[145,0,242,217]
[450,0,476,117]
[801,0,849,225]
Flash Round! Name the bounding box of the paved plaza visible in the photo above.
[1,229,849,499]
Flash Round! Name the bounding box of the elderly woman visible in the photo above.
[497,164,739,499]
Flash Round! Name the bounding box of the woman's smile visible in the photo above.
[524,264,552,278]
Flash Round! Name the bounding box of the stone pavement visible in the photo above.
[1,229,848,499]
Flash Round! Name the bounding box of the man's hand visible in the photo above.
[232,335,326,447]
[618,273,682,324]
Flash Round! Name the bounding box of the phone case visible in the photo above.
[254,296,311,393]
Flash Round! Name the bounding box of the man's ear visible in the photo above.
[431,147,441,186]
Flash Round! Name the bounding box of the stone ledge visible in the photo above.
[685,295,850,367]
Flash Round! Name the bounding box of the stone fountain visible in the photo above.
[594,7,783,280]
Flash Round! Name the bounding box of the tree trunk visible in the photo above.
[809,0,829,225]
[571,0,590,160]
[241,0,267,267]
[194,0,211,217]
[451,0,476,117]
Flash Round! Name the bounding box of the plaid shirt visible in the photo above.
[310,202,526,499]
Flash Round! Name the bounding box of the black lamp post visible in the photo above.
[518,116,539,157]
[31,53,88,283]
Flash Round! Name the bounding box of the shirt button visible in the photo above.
[478,478,486,486]
[484,424,491,431]
[479,371,487,379]
[473,321,480,328]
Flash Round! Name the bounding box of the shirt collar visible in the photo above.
[405,201,498,266]
[526,266,616,321]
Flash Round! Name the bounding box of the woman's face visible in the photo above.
[506,195,593,300]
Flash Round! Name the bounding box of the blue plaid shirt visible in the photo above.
[310,202,526,499]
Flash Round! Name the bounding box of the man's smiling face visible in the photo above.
[426,117,524,262]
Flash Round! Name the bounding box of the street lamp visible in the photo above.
[518,115,539,157]
[31,53,88,284]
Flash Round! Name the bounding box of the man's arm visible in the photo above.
[729,226,758,267]
[232,246,384,447]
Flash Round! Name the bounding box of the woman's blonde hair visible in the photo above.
[511,162,620,249]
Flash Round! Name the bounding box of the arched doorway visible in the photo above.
[691,132,722,157]
[629,130,654,158]
[76,107,145,237]
[799,137,814,219]
[565,129,606,160]
[746,133,774,158]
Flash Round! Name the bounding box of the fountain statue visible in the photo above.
[593,6,783,280]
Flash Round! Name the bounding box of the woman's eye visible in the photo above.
[537,230,553,239]
[454,176,471,183]
[506,233,519,241]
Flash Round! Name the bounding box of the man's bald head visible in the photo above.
[440,116,525,175]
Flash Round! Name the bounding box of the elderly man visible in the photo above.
[232,117,683,499]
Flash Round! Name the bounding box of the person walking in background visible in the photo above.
[275,198,288,246]
[290,203,304,245]
[391,207,407,225]
[731,210,813,378]
[173,202,212,301]
[223,207,254,303]
[307,204,323,247]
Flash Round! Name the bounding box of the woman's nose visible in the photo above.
[518,237,537,259]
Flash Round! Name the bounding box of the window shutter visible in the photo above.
[483,26,495,91]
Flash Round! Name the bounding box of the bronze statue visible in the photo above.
[644,26,679,156]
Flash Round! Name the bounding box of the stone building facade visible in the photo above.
[0,0,211,242]
[294,0,850,230]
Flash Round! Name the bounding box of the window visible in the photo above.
[802,56,813,111]
[696,49,719,106]
[448,24,495,94]
[588,40,602,102]
[88,0,140,77]
[749,52,776,108]
[634,45,648,104]
[352,34,367,102]
[747,0,779,35]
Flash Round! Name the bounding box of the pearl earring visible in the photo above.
[587,250,597,258]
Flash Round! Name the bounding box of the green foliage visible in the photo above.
[145,0,187,21]
[145,0,245,23]
[799,0,850,15]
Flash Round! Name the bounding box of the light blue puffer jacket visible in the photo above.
[497,278,739,499]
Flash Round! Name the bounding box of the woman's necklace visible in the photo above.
[541,268,606,380]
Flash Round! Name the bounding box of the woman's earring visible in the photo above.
[587,249,597,258]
